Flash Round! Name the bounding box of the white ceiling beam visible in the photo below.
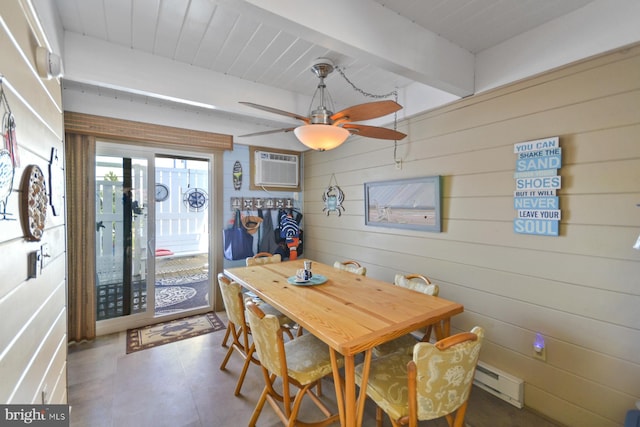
[475,0,640,92]
[237,0,475,97]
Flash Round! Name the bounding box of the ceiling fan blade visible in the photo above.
[239,102,309,124]
[331,100,402,123]
[238,127,295,137]
[343,123,407,140]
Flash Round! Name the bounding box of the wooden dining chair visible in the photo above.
[356,326,485,427]
[245,252,305,337]
[244,300,344,427]
[246,252,282,266]
[333,260,367,275]
[220,252,283,348]
[373,274,439,357]
[217,273,294,396]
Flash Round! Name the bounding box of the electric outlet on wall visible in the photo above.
[533,332,547,361]
[533,345,546,361]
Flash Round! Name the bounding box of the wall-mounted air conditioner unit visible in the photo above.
[254,150,299,188]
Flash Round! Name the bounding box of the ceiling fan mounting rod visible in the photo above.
[309,58,337,125]
[310,80,332,125]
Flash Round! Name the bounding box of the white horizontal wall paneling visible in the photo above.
[0,1,67,406]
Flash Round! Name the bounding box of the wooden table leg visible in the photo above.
[344,354,356,427]
[434,318,452,341]
[331,350,371,427]
[330,349,345,426]
[356,349,373,427]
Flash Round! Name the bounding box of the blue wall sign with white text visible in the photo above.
[514,137,559,153]
[515,176,561,190]
[514,219,559,236]
[514,197,559,210]
[516,154,562,172]
[513,137,562,237]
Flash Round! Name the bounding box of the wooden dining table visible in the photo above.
[224,258,464,427]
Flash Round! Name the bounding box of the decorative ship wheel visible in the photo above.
[183,187,208,212]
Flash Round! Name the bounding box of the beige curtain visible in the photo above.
[65,132,96,342]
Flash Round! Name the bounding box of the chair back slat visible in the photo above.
[412,326,484,420]
[394,273,439,296]
[217,273,245,326]
[333,260,367,275]
[247,252,282,266]
[245,301,285,377]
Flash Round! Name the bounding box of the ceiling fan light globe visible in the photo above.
[294,125,349,151]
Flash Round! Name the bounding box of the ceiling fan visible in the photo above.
[239,58,407,151]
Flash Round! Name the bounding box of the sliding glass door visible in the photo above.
[95,142,213,332]
[154,156,210,316]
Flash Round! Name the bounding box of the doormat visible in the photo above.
[126,312,225,354]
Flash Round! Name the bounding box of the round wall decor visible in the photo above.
[183,187,208,212]
[21,164,47,241]
[155,183,169,202]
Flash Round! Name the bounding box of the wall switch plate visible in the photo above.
[28,250,41,279]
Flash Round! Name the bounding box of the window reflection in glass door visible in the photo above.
[154,156,210,316]
[95,155,149,320]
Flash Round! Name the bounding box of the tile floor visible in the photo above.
[67,312,561,427]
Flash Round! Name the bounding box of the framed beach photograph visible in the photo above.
[364,176,442,232]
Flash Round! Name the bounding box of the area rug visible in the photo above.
[126,312,225,354]
[155,272,210,315]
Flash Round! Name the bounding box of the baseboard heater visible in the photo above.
[473,361,524,408]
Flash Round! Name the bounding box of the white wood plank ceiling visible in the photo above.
[48,0,635,141]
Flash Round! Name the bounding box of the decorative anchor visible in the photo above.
[322,174,345,216]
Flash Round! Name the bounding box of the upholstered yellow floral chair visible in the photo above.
[219,251,285,347]
[333,260,367,275]
[356,326,484,427]
[246,252,282,266]
[373,274,439,357]
[245,300,344,427]
[217,273,294,396]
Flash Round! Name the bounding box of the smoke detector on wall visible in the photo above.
[36,47,63,79]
